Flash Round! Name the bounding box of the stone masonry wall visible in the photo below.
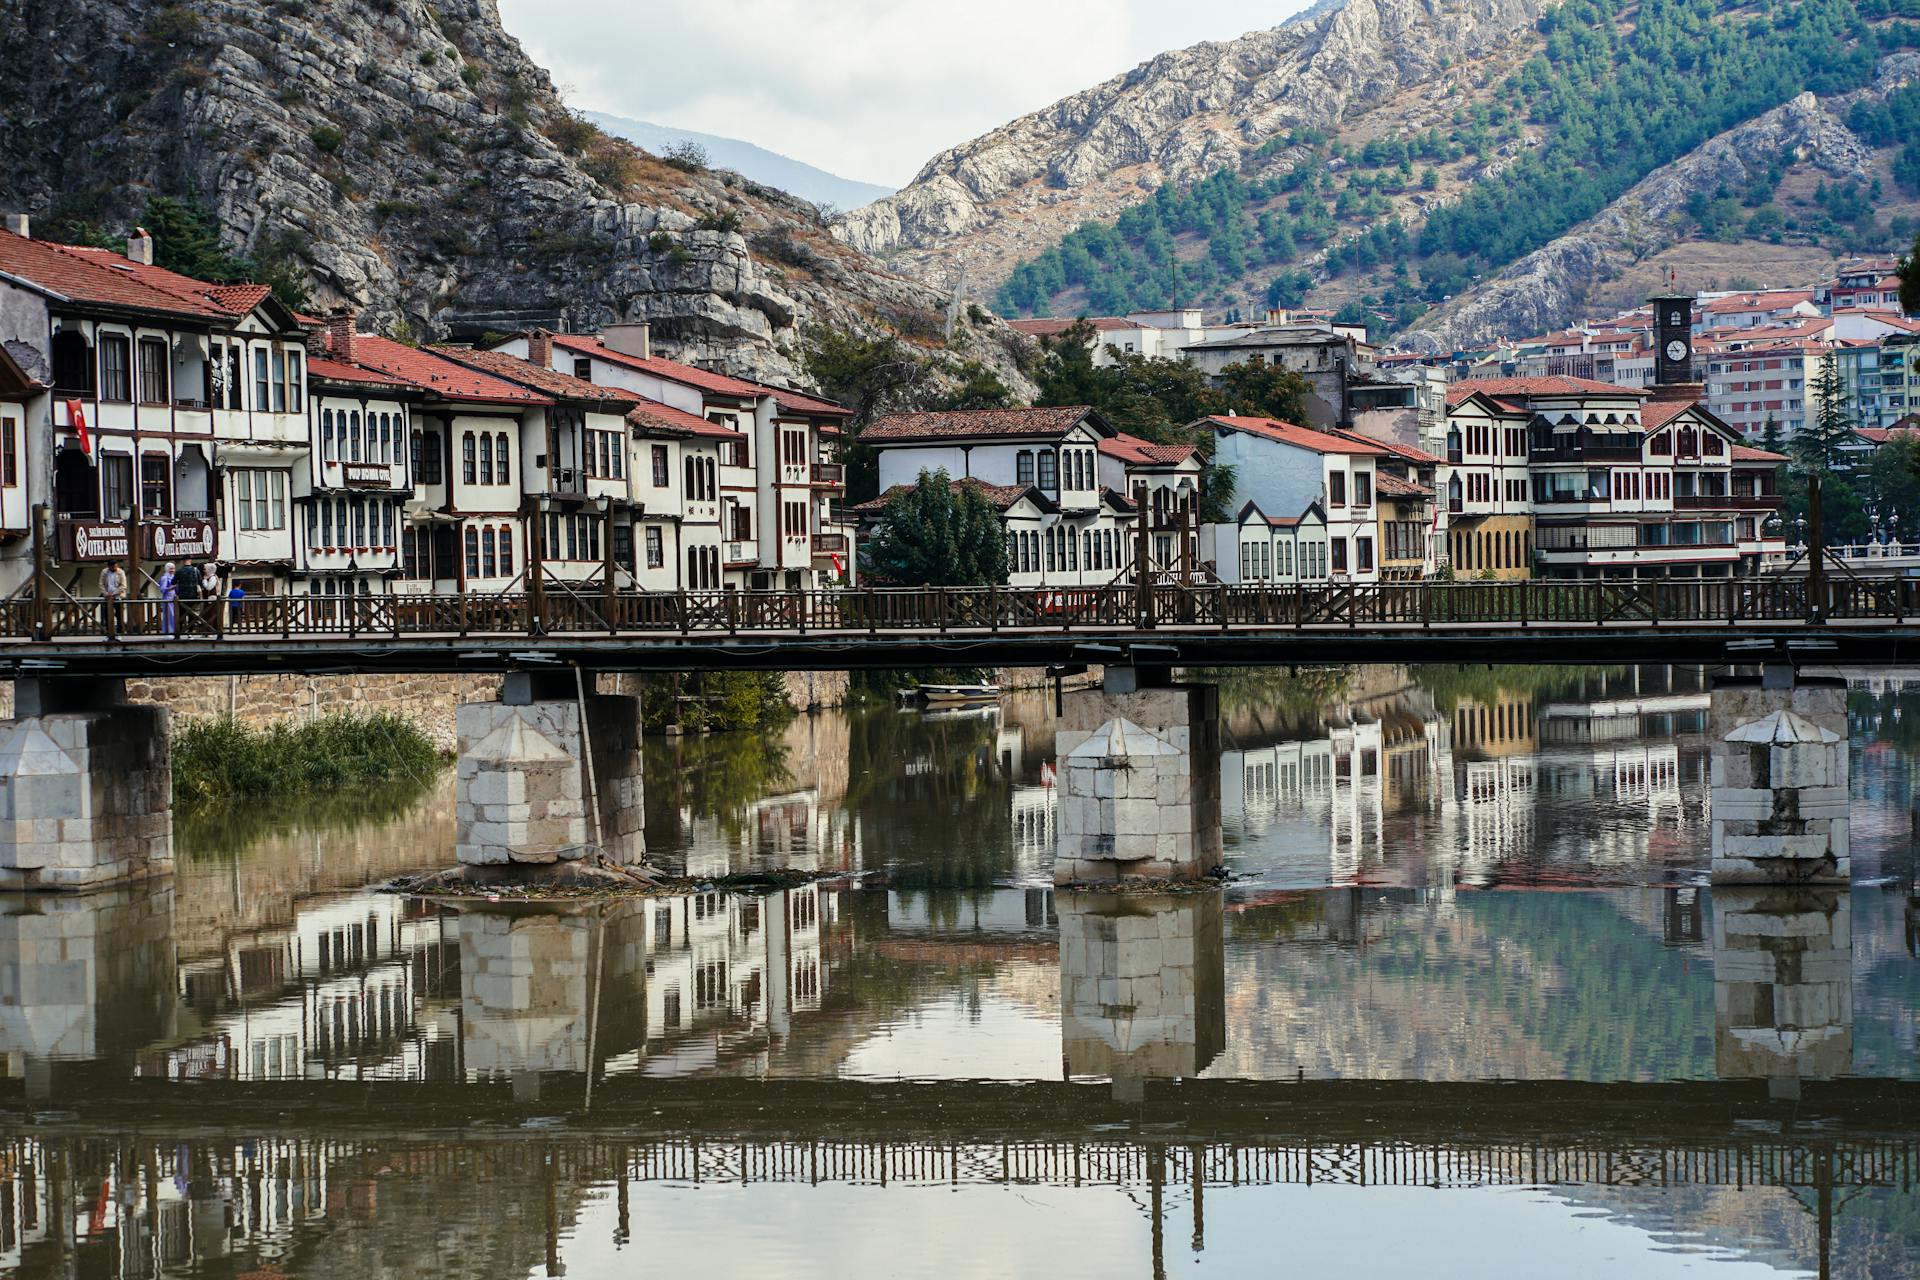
[0,669,851,751]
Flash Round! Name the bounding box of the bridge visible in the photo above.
[1,578,1919,675]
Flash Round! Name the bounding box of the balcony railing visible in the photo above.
[1675,493,1778,510]
[812,532,847,555]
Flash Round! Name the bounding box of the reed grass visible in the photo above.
[173,711,445,805]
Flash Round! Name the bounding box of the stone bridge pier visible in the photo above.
[455,672,645,870]
[1053,670,1222,884]
[1709,671,1850,885]
[1060,890,1225,1100]
[0,679,172,890]
[1713,887,1852,1091]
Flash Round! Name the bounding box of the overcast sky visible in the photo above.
[498,1,1312,188]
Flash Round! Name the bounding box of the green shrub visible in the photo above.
[309,123,345,153]
[173,711,444,805]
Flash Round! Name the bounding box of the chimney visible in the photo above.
[2,214,26,238]
[328,309,359,364]
[527,328,553,369]
[126,227,154,266]
[605,321,652,361]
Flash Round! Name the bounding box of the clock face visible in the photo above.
[1665,339,1689,362]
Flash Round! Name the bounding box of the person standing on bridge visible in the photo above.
[99,560,124,639]
[158,562,177,636]
[175,560,201,635]
[202,561,223,634]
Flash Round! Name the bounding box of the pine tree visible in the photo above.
[1791,352,1857,476]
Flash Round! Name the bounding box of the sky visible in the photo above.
[497,0,1315,189]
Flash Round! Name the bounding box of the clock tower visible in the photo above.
[1652,293,1694,386]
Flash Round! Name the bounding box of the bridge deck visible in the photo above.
[1,580,1915,673]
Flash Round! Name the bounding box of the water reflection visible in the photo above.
[0,666,1918,1276]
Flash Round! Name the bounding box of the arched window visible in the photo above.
[478,433,493,485]
[704,457,716,500]
[688,546,699,585]
[496,432,511,485]
[379,413,392,464]
[464,526,480,579]
[462,432,476,485]
[349,411,362,462]
[481,527,497,578]
[51,329,93,395]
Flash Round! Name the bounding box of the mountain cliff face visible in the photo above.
[1399,59,1920,351]
[0,0,1027,389]
[837,0,1548,291]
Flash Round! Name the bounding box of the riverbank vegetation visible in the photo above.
[636,671,795,733]
[173,712,444,805]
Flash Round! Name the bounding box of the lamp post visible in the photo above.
[1807,470,1827,626]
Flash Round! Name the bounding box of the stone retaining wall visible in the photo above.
[0,668,853,749]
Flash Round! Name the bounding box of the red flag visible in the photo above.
[830,552,844,577]
[64,399,91,455]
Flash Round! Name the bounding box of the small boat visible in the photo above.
[917,682,1001,707]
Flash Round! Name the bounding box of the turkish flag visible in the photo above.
[65,399,91,455]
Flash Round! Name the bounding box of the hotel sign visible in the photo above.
[344,463,391,488]
[59,521,129,562]
[148,519,217,560]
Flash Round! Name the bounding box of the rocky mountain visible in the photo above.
[583,111,894,212]
[837,0,1549,292]
[0,0,1024,390]
[1399,60,1920,351]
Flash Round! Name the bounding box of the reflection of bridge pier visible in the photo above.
[458,901,649,1090]
[455,671,644,869]
[1713,887,1852,1088]
[0,885,176,1091]
[1059,889,1225,1098]
[1054,671,1221,883]
[1709,672,1849,884]
[0,678,172,890]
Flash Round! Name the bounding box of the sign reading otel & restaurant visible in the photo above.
[148,519,217,560]
[344,463,391,488]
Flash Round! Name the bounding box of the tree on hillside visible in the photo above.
[1902,229,1920,315]
[140,196,310,310]
[862,470,1009,587]
[1791,352,1858,476]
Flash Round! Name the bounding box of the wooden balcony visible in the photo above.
[811,463,844,488]
[812,532,848,555]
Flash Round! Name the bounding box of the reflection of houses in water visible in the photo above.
[886,886,1058,936]
[143,892,459,1082]
[1010,783,1057,864]
[616,884,840,1078]
[680,787,860,882]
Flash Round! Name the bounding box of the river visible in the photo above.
[1,663,1916,1278]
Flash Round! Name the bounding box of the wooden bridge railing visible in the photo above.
[5,577,1917,642]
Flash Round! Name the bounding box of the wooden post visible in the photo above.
[528,503,546,635]
[126,507,142,636]
[602,509,618,631]
[30,504,49,640]
[1134,483,1151,629]
[1807,470,1827,626]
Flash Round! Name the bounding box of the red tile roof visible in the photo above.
[1732,444,1789,462]
[627,401,739,438]
[863,405,1099,443]
[1453,375,1644,402]
[552,334,767,398]
[429,345,640,406]
[63,247,278,318]
[347,335,551,406]
[306,355,424,393]
[1099,432,1198,467]
[1329,429,1442,463]
[1200,415,1386,455]
[1640,399,1702,431]
[851,477,1046,514]
[737,380,851,418]
[1374,473,1433,499]
[0,228,227,318]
